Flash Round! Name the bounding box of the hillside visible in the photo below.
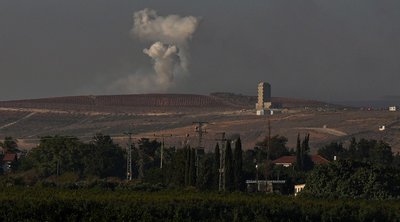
[0,94,243,114]
[1,93,399,154]
[0,93,343,114]
[210,92,343,109]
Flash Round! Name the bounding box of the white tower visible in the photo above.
[256,82,271,115]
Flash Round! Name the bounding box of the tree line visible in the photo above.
[3,134,247,191]
[2,133,400,199]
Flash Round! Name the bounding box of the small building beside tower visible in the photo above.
[256,82,272,115]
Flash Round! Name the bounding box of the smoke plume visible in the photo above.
[111,9,199,93]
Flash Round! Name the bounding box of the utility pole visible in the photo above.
[266,114,272,180]
[124,131,133,181]
[154,134,173,169]
[183,134,190,148]
[193,121,208,178]
[268,114,271,156]
[215,132,226,191]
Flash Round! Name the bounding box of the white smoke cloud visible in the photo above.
[132,8,199,45]
[111,9,200,93]
[143,42,179,86]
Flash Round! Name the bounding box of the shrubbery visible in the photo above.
[0,188,399,221]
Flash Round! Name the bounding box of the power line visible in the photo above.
[193,121,208,178]
[215,132,226,191]
[153,134,173,169]
[124,131,134,181]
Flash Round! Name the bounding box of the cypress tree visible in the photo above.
[224,141,233,191]
[184,146,190,186]
[214,143,220,190]
[348,137,357,159]
[233,137,243,191]
[296,133,302,170]
[189,147,196,186]
[300,134,313,171]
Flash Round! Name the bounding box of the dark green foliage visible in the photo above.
[197,154,215,190]
[85,134,125,178]
[295,134,301,169]
[319,137,395,165]
[370,140,393,165]
[295,134,313,171]
[0,136,19,153]
[233,138,244,191]
[184,147,190,186]
[164,148,186,187]
[214,143,220,190]
[347,137,357,158]
[143,168,163,184]
[26,136,83,177]
[135,138,162,173]
[305,160,400,199]
[242,150,256,181]
[23,134,125,179]
[187,147,196,186]
[224,141,233,191]
[0,188,399,221]
[318,142,345,161]
[393,153,400,168]
[256,135,290,160]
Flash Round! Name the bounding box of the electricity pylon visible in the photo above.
[193,121,208,177]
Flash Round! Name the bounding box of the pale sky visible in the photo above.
[1,0,399,101]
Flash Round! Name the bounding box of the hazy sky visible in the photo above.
[1,0,400,101]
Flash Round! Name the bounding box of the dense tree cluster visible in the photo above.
[255,135,291,160]
[1,132,399,201]
[11,133,246,192]
[305,160,400,199]
[19,134,125,178]
[318,138,395,165]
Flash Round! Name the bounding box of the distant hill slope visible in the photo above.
[210,92,340,109]
[0,94,242,113]
[0,93,343,113]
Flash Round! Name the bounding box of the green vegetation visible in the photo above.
[1,133,400,220]
[0,136,18,153]
[304,160,400,199]
[0,187,399,221]
[318,138,394,165]
[19,134,125,179]
[295,134,313,171]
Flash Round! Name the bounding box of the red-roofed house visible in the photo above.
[311,155,330,165]
[272,155,330,167]
[271,156,297,167]
[2,153,17,173]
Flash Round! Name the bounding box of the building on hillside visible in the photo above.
[245,180,286,193]
[294,184,305,196]
[271,155,330,167]
[2,153,17,173]
[389,106,397,112]
[256,82,272,115]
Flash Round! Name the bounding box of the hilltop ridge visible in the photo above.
[0,93,342,114]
